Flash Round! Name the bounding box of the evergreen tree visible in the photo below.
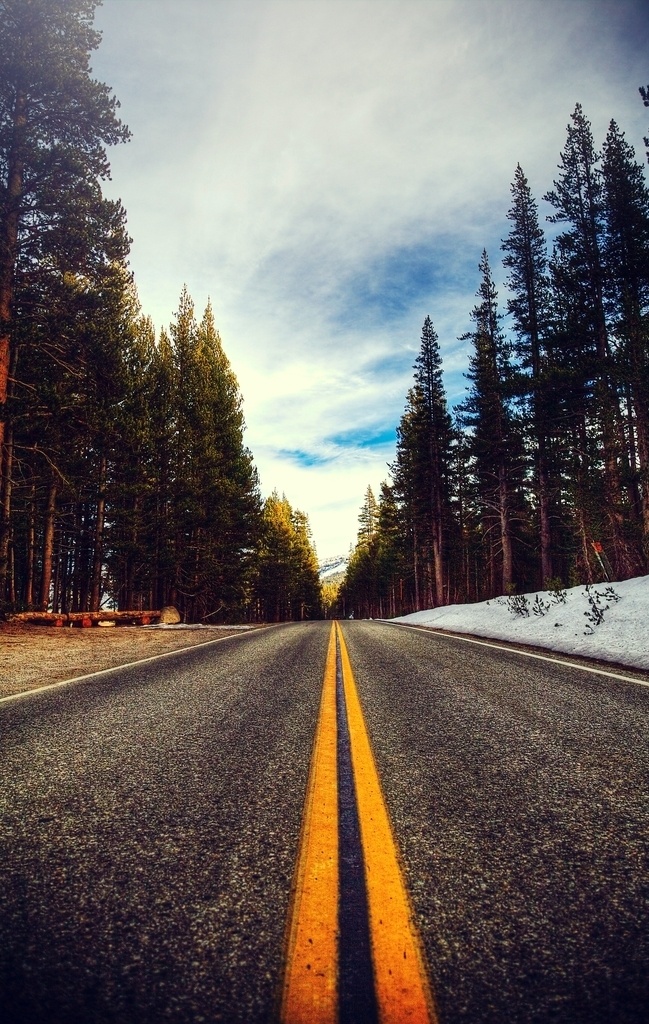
[601,120,649,563]
[544,104,642,578]
[413,315,453,605]
[357,485,379,545]
[157,289,261,620]
[341,481,412,618]
[502,163,556,583]
[0,0,130,451]
[255,492,320,621]
[375,481,404,617]
[392,386,429,609]
[459,251,524,595]
[639,84,649,164]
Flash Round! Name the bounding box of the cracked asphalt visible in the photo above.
[1,620,648,1023]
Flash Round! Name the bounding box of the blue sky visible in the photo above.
[92,0,649,558]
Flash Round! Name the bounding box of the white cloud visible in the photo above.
[94,0,649,557]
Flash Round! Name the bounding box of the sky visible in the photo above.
[91,0,649,559]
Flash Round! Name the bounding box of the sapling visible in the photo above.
[506,594,530,617]
[583,584,610,633]
[533,594,551,616]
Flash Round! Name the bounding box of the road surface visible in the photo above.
[1,620,647,1022]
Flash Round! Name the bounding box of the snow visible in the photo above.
[393,575,649,672]
[319,556,349,580]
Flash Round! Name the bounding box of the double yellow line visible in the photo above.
[280,621,437,1023]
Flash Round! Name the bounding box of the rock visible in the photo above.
[159,605,181,624]
[97,620,116,627]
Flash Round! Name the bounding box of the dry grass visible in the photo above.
[0,622,256,699]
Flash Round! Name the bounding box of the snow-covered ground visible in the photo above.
[393,575,649,673]
[319,555,349,580]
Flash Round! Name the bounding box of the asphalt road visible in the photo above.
[1,620,648,1023]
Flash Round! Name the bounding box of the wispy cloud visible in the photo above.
[94,0,649,556]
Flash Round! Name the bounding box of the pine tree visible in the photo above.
[392,386,429,609]
[459,251,524,595]
[255,492,320,621]
[639,85,649,164]
[413,315,453,605]
[502,163,556,583]
[0,0,130,452]
[544,104,642,578]
[357,485,379,545]
[375,481,403,617]
[601,120,649,564]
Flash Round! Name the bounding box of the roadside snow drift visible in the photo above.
[393,575,649,672]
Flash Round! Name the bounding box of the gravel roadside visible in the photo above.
[0,623,263,698]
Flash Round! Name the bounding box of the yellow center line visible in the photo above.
[281,621,438,1023]
[280,623,339,1024]
[337,621,438,1024]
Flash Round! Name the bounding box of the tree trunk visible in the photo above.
[0,423,14,602]
[431,492,444,607]
[25,481,36,608]
[39,478,58,611]
[538,450,553,584]
[90,454,107,611]
[498,461,513,593]
[629,334,649,563]
[412,525,420,611]
[0,89,27,453]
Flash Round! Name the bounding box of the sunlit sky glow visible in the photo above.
[92,0,649,558]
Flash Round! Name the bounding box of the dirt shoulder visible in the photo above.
[0,622,263,699]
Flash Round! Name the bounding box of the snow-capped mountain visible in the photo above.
[319,555,349,580]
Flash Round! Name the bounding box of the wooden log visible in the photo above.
[7,612,65,625]
[8,610,162,626]
[65,611,162,623]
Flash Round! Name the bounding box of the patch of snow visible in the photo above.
[144,623,256,631]
[392,575,649,672]
[320,555,349,579]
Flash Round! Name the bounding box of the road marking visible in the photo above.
[0,629,269,706]
[335,626,379,1023]
[280,623,339,1024]
[281,622,437,1023]
[337,622,437,1024]
[384,622,649,689]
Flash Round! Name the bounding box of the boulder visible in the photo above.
[159,605,181,624]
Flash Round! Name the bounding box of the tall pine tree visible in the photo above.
[459,251,524,595]
[502,163,556,583]
[0,0,130,451]
[544,104,643,578]
[413,315,453,605]
[601,120,649,564]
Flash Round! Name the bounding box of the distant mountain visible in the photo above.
[319,555,349,580]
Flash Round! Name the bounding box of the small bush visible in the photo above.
[506,594,530,618]
[584,584,609,633]
[545,577,568,605]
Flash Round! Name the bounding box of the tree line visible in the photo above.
[0,0,321,622]
[341,102,649,618]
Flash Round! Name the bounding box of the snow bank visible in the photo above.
[393,575,649,672]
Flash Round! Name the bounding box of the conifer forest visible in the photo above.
[341,107,649,619]
[1,2,648,623]
[0,0,320,622]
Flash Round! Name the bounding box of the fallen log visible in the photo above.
[8,610,162,627]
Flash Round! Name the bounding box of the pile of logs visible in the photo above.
[8,611,162,628]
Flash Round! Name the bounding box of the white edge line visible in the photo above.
[0,627,273,705]
[381,621,649,689]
